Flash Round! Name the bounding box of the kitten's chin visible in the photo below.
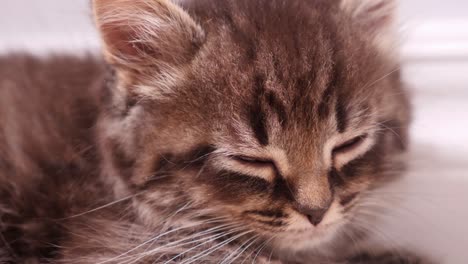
[270,221,346,257]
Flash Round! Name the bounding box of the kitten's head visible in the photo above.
[94,0,409,256]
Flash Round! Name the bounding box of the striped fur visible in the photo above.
[0,0,435,263]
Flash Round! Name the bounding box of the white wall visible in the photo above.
[399,0,468,61]
[0,1,99,53]
[396,3,468,263]
[400,0,468,21]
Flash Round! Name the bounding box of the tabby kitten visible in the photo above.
[0,0,427,263]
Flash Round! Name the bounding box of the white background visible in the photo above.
[1,1,467,263]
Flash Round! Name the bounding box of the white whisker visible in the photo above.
[224,235,260,264]
[179,230,253,264]
[60,192,143,220]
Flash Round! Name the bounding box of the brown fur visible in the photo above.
[0,54,106,262]
[0,0,433,263]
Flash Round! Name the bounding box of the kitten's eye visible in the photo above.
[223,155,277,182]
[333,134,367,155]
[231,155,273,167]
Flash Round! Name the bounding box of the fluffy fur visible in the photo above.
[0,0,433,263]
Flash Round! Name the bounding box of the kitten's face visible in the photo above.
[95,0,409,255]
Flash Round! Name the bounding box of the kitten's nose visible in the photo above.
[296,206,328,226]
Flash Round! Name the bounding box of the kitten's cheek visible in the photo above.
[320,200,344,226]
[286,212,314,231]
[340,192,359,206]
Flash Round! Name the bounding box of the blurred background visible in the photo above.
[1,1,467,263]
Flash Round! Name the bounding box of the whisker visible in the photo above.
[179,230,253,264]
[59,192,144,220]
[98,218,226,264]
[125,223,240,263]
[362,67,401,91]
[161,226,247,264]
[249,235,275,264]
[220,234,260,264]
[268,246,274,263]
[346,218,403,258]
[225,235,260,264]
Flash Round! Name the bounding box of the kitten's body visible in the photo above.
[0,54,279,263]
[0,54,106,262]
[0,0,432,263]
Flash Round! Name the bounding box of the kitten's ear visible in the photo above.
[340,0,396,52]
[93,0,205,70]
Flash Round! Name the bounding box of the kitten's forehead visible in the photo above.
[182,0,393,152]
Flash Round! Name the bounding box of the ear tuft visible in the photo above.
[340,0,396,52]
[93,0,205,70]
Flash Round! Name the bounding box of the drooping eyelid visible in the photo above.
[211,148,284,182]
[230,155,273,165]
[324,130,377,169]
[333,134,368,154]
[213,147,273,164]
[334,134,376,168]
[221,158,276,182]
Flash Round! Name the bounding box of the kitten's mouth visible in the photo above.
[266,222,345,253]
[277,218,345,242]
[286,223,334,237]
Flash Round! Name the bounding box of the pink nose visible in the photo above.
[296,205,329,226]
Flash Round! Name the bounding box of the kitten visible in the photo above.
[0,0,432,263]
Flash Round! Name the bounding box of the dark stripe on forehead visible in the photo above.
[335,97,348,133]
[248,75,269,146]
[316,19,339,121]
[320,19,349,132]
[272,56,284,82]
[265,91,288,128]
